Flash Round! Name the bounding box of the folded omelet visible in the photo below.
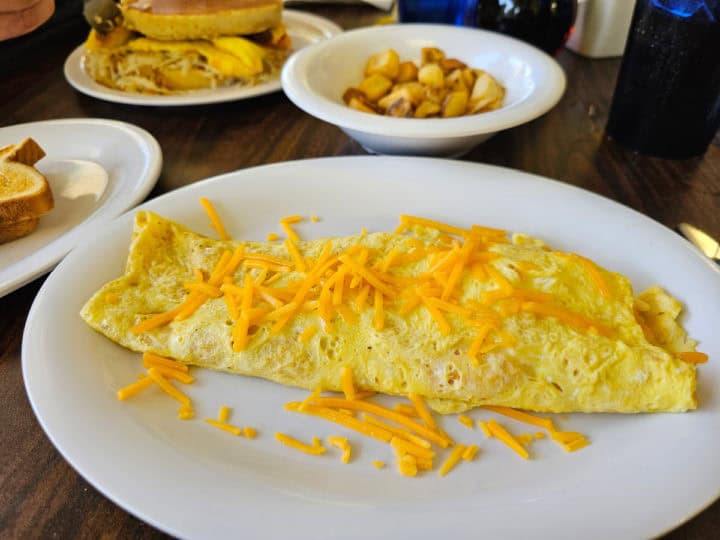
[81,211,700,413]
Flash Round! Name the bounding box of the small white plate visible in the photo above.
[23,157,720,539]
[64,10,342,106]
[0,118,161,297]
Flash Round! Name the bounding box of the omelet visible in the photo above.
[81,211,701,413]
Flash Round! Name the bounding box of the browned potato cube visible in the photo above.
[421,47,445,65]
[445,69,467,92]
[392,81,426,105]
[385,97,414,117]
[342,87,367,104]
[378,88,414,110]
[365,49,400,79]
[359,73,393,102]
[442,90,469,117]
[424,85,448,104]
[469,72,501,111]
[418,63,444,89]
[348,97,377,114]
[461,68,476,88]
[414,100,441,118]
[396,61,419,83]
[440,58,467,73]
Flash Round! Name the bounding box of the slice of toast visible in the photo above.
[0,216,40,244]
[0,160,54,224]
[0,137,46,166]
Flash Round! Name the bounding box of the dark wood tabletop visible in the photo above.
[1,1,718,538]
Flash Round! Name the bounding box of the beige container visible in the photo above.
[566,0,636,58]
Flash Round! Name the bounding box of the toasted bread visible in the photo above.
[0,137,46,166]
[0,216,40,244]
[0,161,54,224]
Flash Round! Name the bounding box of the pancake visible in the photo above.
[80,211,699,413]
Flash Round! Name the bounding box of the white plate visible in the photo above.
[0,119,161,298]
[23,157,720,539]
[64,10,342,106]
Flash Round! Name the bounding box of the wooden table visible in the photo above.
[1,2,718,538]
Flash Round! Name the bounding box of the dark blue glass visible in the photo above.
[606,0,720,158]
[398,0,478,26]
[474,0,577,55]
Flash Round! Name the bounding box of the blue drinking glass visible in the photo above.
[606,0,720,158]
[398,0,578,56]
[398,0,478,26]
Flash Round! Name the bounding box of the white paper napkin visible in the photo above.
[284,0,394,12]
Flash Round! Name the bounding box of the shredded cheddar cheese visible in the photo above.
[218,405,231,423]
[487,420,529,459]
[309,397,452,448]
[394,403,421,418]
[143,352,189,372]
[244,426,257,439]
[390,436,435,460]
[407,393,437,430]
[147,367,191,406]
[299,324,318,343]
[458,415,474,429]
[438,444,466,477]
[205,418,242,436]
[199,197,230,240]
[280,215,302,224]
[678,351,708,364]
[398,454,418,477]
[275,432,326,455]
[327,436,352,463]
[267,232,279,242]
[281,221,300,242]
[116,376,153,400]
[178,404,194,420]
[362,415,431,449]
[373,460,386,469]
[477,421,492,438]
[483,406,556,432]
[462,444,479,461]
[341,366,356,401]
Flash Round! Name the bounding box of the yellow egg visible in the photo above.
[81,211,698,414]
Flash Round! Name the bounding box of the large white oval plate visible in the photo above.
[23,157,720,539]
[0,118,161,297]
[64,10,342,106]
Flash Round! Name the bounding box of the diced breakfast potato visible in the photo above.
[378,88,414,110]
[343,47,504,119]
[392,82,425,105]
[396,61,419,83]
[442,90,469,118]
[424,86,448,105]
[461,68,476,89]
[365,48,400,79]
[469,71,501,112]
[421,47,445,65]
[348,97,377,114]
[385,97,413,117]
[417,63,444,89]
[359,73,393,102]
[440,58,467,74]
[445,69,467,92]
[414,100,441,118]
[342,87,367,104]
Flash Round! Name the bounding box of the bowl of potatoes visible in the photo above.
[281,24,566,157]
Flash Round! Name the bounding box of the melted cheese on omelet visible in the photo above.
[81,211,698,413]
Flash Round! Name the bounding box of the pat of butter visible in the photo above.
[42,159,109,201]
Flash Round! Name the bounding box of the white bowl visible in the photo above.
[281,24,567,157]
